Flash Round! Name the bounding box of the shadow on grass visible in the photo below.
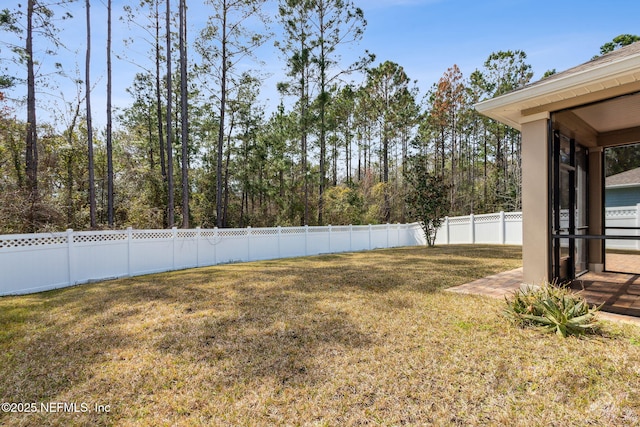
[0,244,521,419]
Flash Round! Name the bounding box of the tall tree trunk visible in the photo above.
[64,103,81,227]
[317,8,326,225]
[301,36,310,226]
[301,60,309,226]
[332,136,337,186]
[179,0,189,228]
[106,0,114,227]
[383,134,390,222]
[222,145,231,227]
[155,0,166,181]
[216,1,227,228]
[346,120,351,183]
[166,0,175,227]
[86,0,97,228]
[25,0,38,230]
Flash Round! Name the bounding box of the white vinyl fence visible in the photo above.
[605,205,640,251]
[435,211,524,245]
[0,223,425,296]
[3,206,638,297]
[434,205,640,248]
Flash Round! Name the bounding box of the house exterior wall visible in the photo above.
[521,118,551,284]
[605,186,640,207]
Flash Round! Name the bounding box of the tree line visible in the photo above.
[2,2,627,234]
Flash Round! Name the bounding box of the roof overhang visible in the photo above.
[475,48,640,131]
[606,183,640,190]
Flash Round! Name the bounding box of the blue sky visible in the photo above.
[360,0,639,87]
[3,0,640,129]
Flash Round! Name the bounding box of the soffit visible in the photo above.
[572,92,640,133]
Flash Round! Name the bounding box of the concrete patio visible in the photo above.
[447,255,640,325]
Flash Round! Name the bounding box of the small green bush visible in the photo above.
[504,282,601,337]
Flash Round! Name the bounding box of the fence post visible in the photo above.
[369,224,372,249]
[500,211,506,245]
[172,227,177,270]
[328,225,332,253]
[127,227,132,277]
[247,226,252,261]
[66,229,74,285]
[277,226,282,258]
[470,214,475,244]
[305,225,309,256]
[349,225,353,251]
[444,217,450,245]
[196,227,201,267]
[386,223,390,248]
[214,227,218,265]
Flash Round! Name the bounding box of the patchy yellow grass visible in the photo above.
[1,245,640,426]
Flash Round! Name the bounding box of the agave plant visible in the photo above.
[504,282,601,337]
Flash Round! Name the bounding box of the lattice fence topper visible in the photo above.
[309,227,328,233]
[74,233,128,243]
[177,231,198,238]
[132,231,173,240]
[505,212,523,220]
[475,214,501,223]
[217,229,248,237]
[250,228,278,236]
[606,208,637,217]
[448,216,471,225]
[0,235,68,249]
[281,227,306,235]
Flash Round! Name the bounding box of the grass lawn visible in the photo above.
[1,245,640,426]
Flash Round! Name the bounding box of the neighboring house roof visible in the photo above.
[606,166,640,188]
[475,42,640,130]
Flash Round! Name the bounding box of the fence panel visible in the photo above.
[0,232,69,294]
[504,212,523,245]
[72,230,129,283]
[128,230,174,276]
[247,227,280,261]
[448,216,472,244]
[3,207,637,297]
[278,227,307,258]
[350,226,371,251]
[307,227,331,256]
[197,229,218,267]
[606,205,640,250]
[0,223,426,296]
[370,224,390,249]
[474,213,502,244]
[175,230,199,270]
[214,229,250,264]
[329,226,352,253]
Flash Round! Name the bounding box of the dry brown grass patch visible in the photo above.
[1,245,640,425]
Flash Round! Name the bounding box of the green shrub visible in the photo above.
[504,282,601,337]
